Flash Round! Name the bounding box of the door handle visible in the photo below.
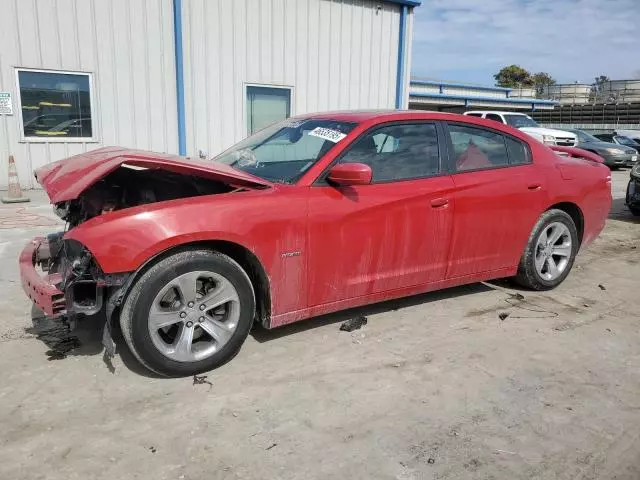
[430,198,449,208]
[527,184,541,190]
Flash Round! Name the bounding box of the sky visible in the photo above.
[410,0,639,86]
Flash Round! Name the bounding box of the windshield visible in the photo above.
[503,115,539,128]
[214,118,357,183]
[615,135,640,146]
[572,130,601,143]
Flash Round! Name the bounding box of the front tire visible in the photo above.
[515,209,579,290]
[120,249,255,377]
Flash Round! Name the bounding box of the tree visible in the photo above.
[531,72,556,95]
[493,65,533,88]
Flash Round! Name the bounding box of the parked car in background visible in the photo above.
[463,111,577,147]
[21,111,611,376]
[593,133,640,153]
[627,164,640,216]
[615,130,640,145]
[564,128,638,168]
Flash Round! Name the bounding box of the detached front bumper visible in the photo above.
[20,237,66,317]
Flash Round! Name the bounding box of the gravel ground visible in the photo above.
[0,170,638,480]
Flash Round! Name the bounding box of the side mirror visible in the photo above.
[327,163,372,186]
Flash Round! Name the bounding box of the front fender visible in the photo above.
[65,196,273,274]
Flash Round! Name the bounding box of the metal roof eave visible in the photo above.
[409,92,559,106]
[384,0,422,6]
[410,79,512,93]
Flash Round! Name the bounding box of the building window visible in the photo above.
[246,85,291,135]
[17,69,94,140]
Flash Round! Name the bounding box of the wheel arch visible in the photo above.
[118,240,272,328]
[546,202,584,245]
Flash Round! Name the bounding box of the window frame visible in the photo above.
[442,121,532,175]
[15,67,98,143]
[314,120,448,186]
[244,83,294,137]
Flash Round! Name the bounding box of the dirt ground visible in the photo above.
[0,170,638,480]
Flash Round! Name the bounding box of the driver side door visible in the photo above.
[306,122,455,308]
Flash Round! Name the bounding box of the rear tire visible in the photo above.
[515,209,579,291]
[120,249,255,377]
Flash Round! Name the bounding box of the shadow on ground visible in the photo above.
[250,282,493,343]
[609,197,639,223]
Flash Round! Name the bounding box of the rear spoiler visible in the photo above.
[549,146,605,164]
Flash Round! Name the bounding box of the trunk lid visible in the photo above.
[35,147,272,203]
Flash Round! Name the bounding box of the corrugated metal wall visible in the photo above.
[0,0,178,188]
[182,0,402,157]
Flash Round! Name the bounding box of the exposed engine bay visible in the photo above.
[54,164,237,228]
[34,165,240,323]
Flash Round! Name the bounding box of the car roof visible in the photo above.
[465,111,528,116]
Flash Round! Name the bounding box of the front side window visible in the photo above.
[246,86,291,135]
[503,114,539,128]
[214,118,356,183]
[17,69,93,139]
[447,124,509,171]
[339,123,440,183]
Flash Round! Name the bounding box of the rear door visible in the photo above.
[306,122,455,306]
[443,122,545,277]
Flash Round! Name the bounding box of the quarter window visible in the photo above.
[17,69,93,139]
[339,123,440,182]
[447,124,509,172]
[505,136,530,165]
[246,86,291,135]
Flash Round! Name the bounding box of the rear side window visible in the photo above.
[505,136,531,165]
[465,113,483,118]
[339,123,440,183]
[447,124,509,172]
[485,113,504,124]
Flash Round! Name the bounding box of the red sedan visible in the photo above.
[21,111,611,376]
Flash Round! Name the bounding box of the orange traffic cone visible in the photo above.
[2,155,30,203]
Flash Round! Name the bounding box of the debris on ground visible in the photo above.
[510,293,525,301]
[266,443,278,450]
[340,315,367,332]
[498,312,510,321]
[149,446,157,453]
[598,284,607,291]
[102,351,116,374]
[193,374,213,389]
[427,458,435,464]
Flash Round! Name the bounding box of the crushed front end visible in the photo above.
[19,232,129,320]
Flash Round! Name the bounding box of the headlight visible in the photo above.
[631,164,640,179]
[542,135,556,145]
[606,147,625,154]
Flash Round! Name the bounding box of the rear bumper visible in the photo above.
[20,238,66,317]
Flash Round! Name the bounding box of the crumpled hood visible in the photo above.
[35,147,272,203]
[519,127,577,138]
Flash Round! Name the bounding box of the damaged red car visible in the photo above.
[21,111,611,376]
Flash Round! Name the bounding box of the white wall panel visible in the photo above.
[183,0,402,157]
[0,0,178,189]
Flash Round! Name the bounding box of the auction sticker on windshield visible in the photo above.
[309,127,347,143]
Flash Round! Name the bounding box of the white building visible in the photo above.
[0,0,419,189]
